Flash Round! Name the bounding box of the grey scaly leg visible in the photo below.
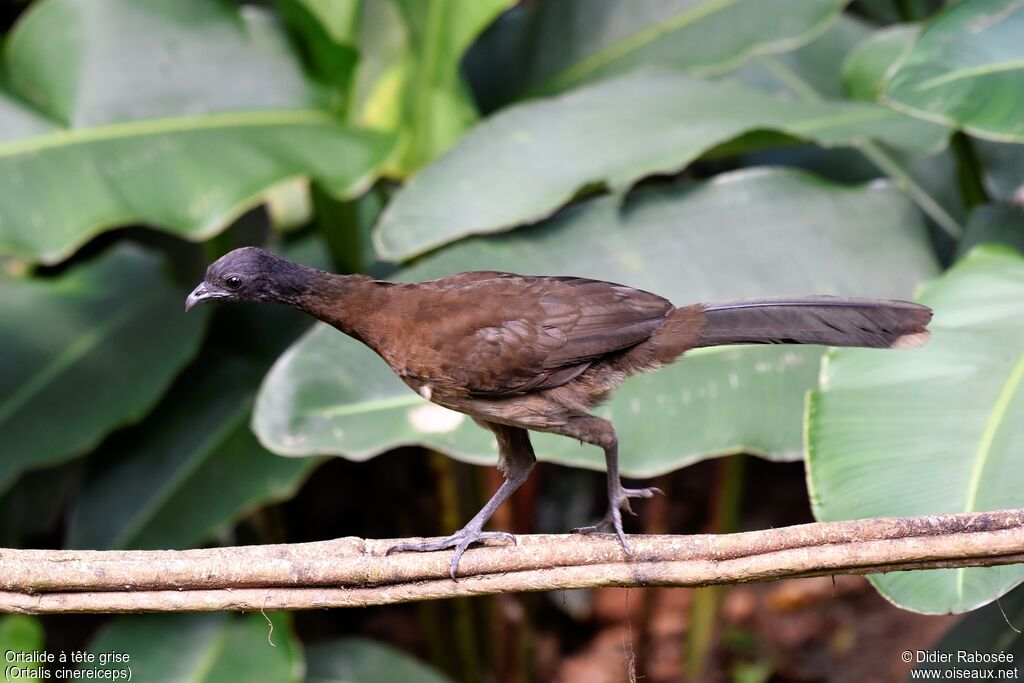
[387,422,535,579]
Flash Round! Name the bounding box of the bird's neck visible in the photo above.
[291,271,393,346]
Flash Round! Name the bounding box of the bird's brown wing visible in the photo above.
[407,273,672,398]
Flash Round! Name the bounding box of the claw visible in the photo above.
[573,485,661,556]
[623,486,663,498]
[387,529,516,579]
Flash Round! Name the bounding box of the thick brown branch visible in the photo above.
[2,509,1022,614]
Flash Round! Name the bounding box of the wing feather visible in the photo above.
[406,274,671,397]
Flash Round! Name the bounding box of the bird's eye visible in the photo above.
[224,274,243,291]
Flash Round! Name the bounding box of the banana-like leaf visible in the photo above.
[0,0,394,264]
[66,355,323,550]
[0,245,207,495]
[257,168,938,477]
[885,0,1024,141]
[307,638,452,683]
[730,13,871,99]
[465,0,849,110]
[68,243,330,551]
[85,613,301,683]
[841,24,918,101]
[372,71,947,261]
[733,18,963,239]
[808,245,1024,613]
[728,15,955,218]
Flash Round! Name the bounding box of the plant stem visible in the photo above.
[428,451,483,682]
[756,55,964,239]
[4,509,1023,612]
[686,455,745,680]
[950,132,990,211]
[860,142,963,238]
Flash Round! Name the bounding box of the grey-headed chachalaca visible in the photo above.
[187,247,931,578]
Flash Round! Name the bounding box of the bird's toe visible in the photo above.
[388,527,516,580]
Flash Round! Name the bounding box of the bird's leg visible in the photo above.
[387,424,535,579]
[565,416,662,553]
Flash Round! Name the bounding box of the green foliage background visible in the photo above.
[1,0,1022,679]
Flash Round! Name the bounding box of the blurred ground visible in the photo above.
[550,577,953,683]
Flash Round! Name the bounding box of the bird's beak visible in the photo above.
[185,282,215,312]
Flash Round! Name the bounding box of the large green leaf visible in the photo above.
[307,638,452,683]
[465,0,849,110]
[257,168,938,476]
[0,244,207,495]
[734,19,963,239]
[729,17,961,235]
[808,245,1024,613]
[841,24,918,102]
[67,244,329,551]
[885,0,1024,141]
[84,613,302,683]
[0,0,394,264]
[729,13,872,100]
[66,354,323,550]
[373,71,947,261]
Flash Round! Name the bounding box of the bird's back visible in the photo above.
[373,271,674,400]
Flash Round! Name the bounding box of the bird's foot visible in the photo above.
[572,485,663,552]
[386,527,517,580]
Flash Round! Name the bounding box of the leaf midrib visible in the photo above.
[187,623,231,683]
[0,290,158,429]
[962,349,1024,513]
[755,56,961,237]
[112,405,253,549]
[311,393,422,418]
[911,58,1024,91]
[305,344,811,420]
[955,349,1024,602]
[0,109,337,157]
[528,0,742,95]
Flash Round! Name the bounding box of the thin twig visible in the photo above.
[1,510,1022,614]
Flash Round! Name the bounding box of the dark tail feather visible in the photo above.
[693,296,932,349]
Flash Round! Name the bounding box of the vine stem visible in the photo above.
[1,509,1022,614]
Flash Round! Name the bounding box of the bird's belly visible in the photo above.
[393,359,581,432]
[442,392,575,432]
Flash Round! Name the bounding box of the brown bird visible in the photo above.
[187,247,932,578]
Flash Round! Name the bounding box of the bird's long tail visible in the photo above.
[692,296,932,349]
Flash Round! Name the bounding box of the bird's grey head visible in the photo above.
[185,246,312,311]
